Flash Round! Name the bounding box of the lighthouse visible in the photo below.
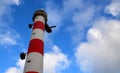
[20,9,56,73]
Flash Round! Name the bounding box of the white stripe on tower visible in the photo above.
[31,29,44,42]
[24,15,45,73]
[34,16,45,24]
[24,53,43,73]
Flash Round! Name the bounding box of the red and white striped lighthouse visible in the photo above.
[23,10,47,73]
[20,9,56,73]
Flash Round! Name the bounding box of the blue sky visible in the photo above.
[0,0,120,73]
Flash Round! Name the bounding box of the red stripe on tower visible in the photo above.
[26,71,39,73]
[33,21,44,31]
[28,39,44,55]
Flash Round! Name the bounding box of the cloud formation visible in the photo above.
[105,0,120,16]
[5,59,25,73]
[45,0,96,44]
[0,29,20,45]
[0,0,21,46]
[75,18,120,73]
[45,1,62,29]
[44,45,70,73]
[5,45,70,73]
[3,0,20,5]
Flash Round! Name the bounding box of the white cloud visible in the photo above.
[75,18,120,73]
[44,45,70,73]
[70,5,95,43]
[105,0,120,16]
[3,0,20,5]
[12,0,20,5]
[65,0,95,43]
[5,59,25,73]
[0,0,21,46]
[0,29,20,45]
[62,0,83,14]
[73,5,95,24]
[0,0,20,16]
[45,0,96,44]
[5,45,70,73]
[45,1,62,29]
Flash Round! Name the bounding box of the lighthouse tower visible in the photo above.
[24,10,47,73]
[20,9,56,73]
